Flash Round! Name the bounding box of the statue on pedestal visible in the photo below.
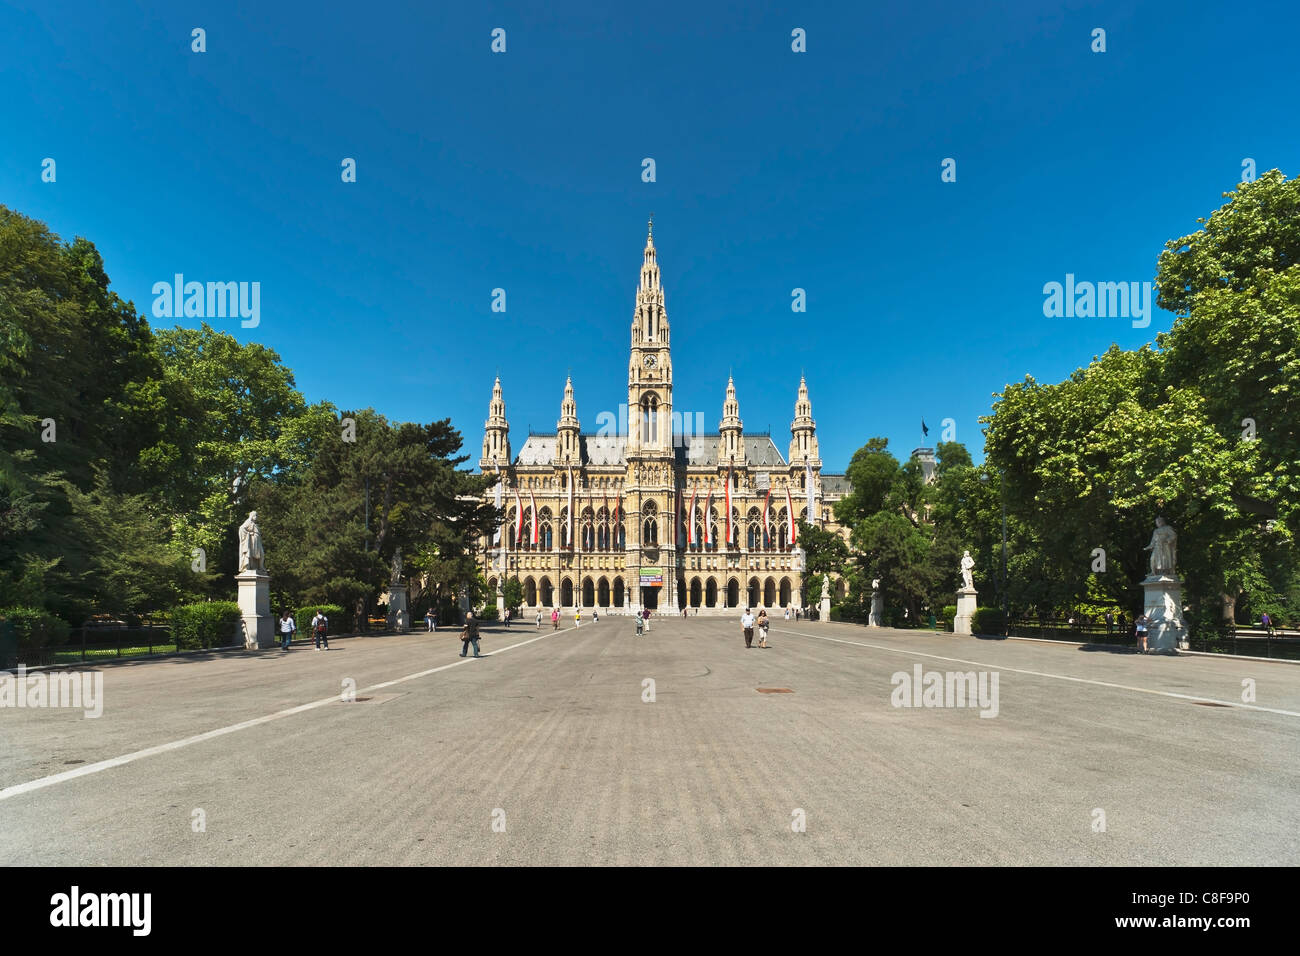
[1144,517,1177,575]
[960,551,975,590]
[391,546,404,584]
[238,511,264,572]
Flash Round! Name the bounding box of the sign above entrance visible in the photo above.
[640,567,664,587]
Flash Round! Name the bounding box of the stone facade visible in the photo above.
[477,222,851,615]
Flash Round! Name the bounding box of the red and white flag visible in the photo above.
[530,489,539,546]
[806,461,815,523]
[785,484,797,546]
[704,485,714,546]
[567,466,575,548]
[762,487,772,547]
[514,486,524,543]
[724,465,733,546]
[687,487,697,546]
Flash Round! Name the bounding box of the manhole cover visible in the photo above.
[756,688,793,694]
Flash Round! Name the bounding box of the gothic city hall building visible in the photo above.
[476,223,851,615]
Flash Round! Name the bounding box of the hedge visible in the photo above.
[941,605,958,631]
[0,606,70,651]
[295,604,349,633]
[170,602,242,650]
[972,607,1006,634]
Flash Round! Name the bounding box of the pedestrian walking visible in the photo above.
[311,608,329,650]
[757,609,770,648]
[459,610,482,658]
[642,607,651,632]
[279,610,295,651]
[552,608,560,630]
[425,608,435,632]
[593,609,599,623]
[1105,611,1114,636]
[503,607,511,628]
[575,608,581,628]
[536,610,542,629]
[1262,611,1276,636]
[1135,613,1149,653]
[741,608,756,648]
[784,606,790,621]
[635,612,644,637]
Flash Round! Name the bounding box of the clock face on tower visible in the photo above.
[643,354,657,368]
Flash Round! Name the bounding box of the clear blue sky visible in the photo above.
[3,0,1296,471]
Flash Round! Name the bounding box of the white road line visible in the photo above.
[0,628,569,803]
[775,627,1300,718]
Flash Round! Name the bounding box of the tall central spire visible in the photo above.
[628,218,672,458]
[639,216,661,294]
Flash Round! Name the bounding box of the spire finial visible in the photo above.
[647,213,654,241]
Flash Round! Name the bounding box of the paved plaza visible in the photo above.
[2,618,1297,865]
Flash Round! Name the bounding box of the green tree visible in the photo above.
[502,577,524,612]
[150,324,337,581]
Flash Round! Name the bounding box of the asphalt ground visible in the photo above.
[1,617,1296,865]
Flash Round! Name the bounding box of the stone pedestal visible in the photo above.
[953,587,978,636]
[1142,575,1187,654]
[818,594,831,623]
[869,592,884,627]
[387,584,409,633]
[235,570,273,649]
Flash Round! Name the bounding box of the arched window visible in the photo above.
[643,395,658,445]
[642,501,658,546]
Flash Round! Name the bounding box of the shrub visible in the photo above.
[941,605,958,631]
[295,604,348,634]
[0,606,70,653]
[972,607,1005,635]
[170,602,242,650]
[478,605,500,621]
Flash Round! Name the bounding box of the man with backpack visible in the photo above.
[311,609,329,650]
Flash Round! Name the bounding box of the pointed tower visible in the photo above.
[717,375,746,465]
[788,376,820,467]
[627,217,673,458]
[480,376,511,470]
[556,376,581,464]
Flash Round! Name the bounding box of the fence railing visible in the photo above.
[995,619,1299,660]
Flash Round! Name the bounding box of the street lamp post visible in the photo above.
[1000,469,1008,636]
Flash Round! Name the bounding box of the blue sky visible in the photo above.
[2,0,1296,471]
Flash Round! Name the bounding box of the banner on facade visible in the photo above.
[639,567,664,587]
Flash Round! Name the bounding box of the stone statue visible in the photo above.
[1144,517,1178,575]
[238,511,264,572]
[821,573,831,598]
[391,546,404,584]
[872,578,880,591]
[960,551,975,590]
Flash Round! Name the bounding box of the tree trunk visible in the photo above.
[1221,591,1237,624]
